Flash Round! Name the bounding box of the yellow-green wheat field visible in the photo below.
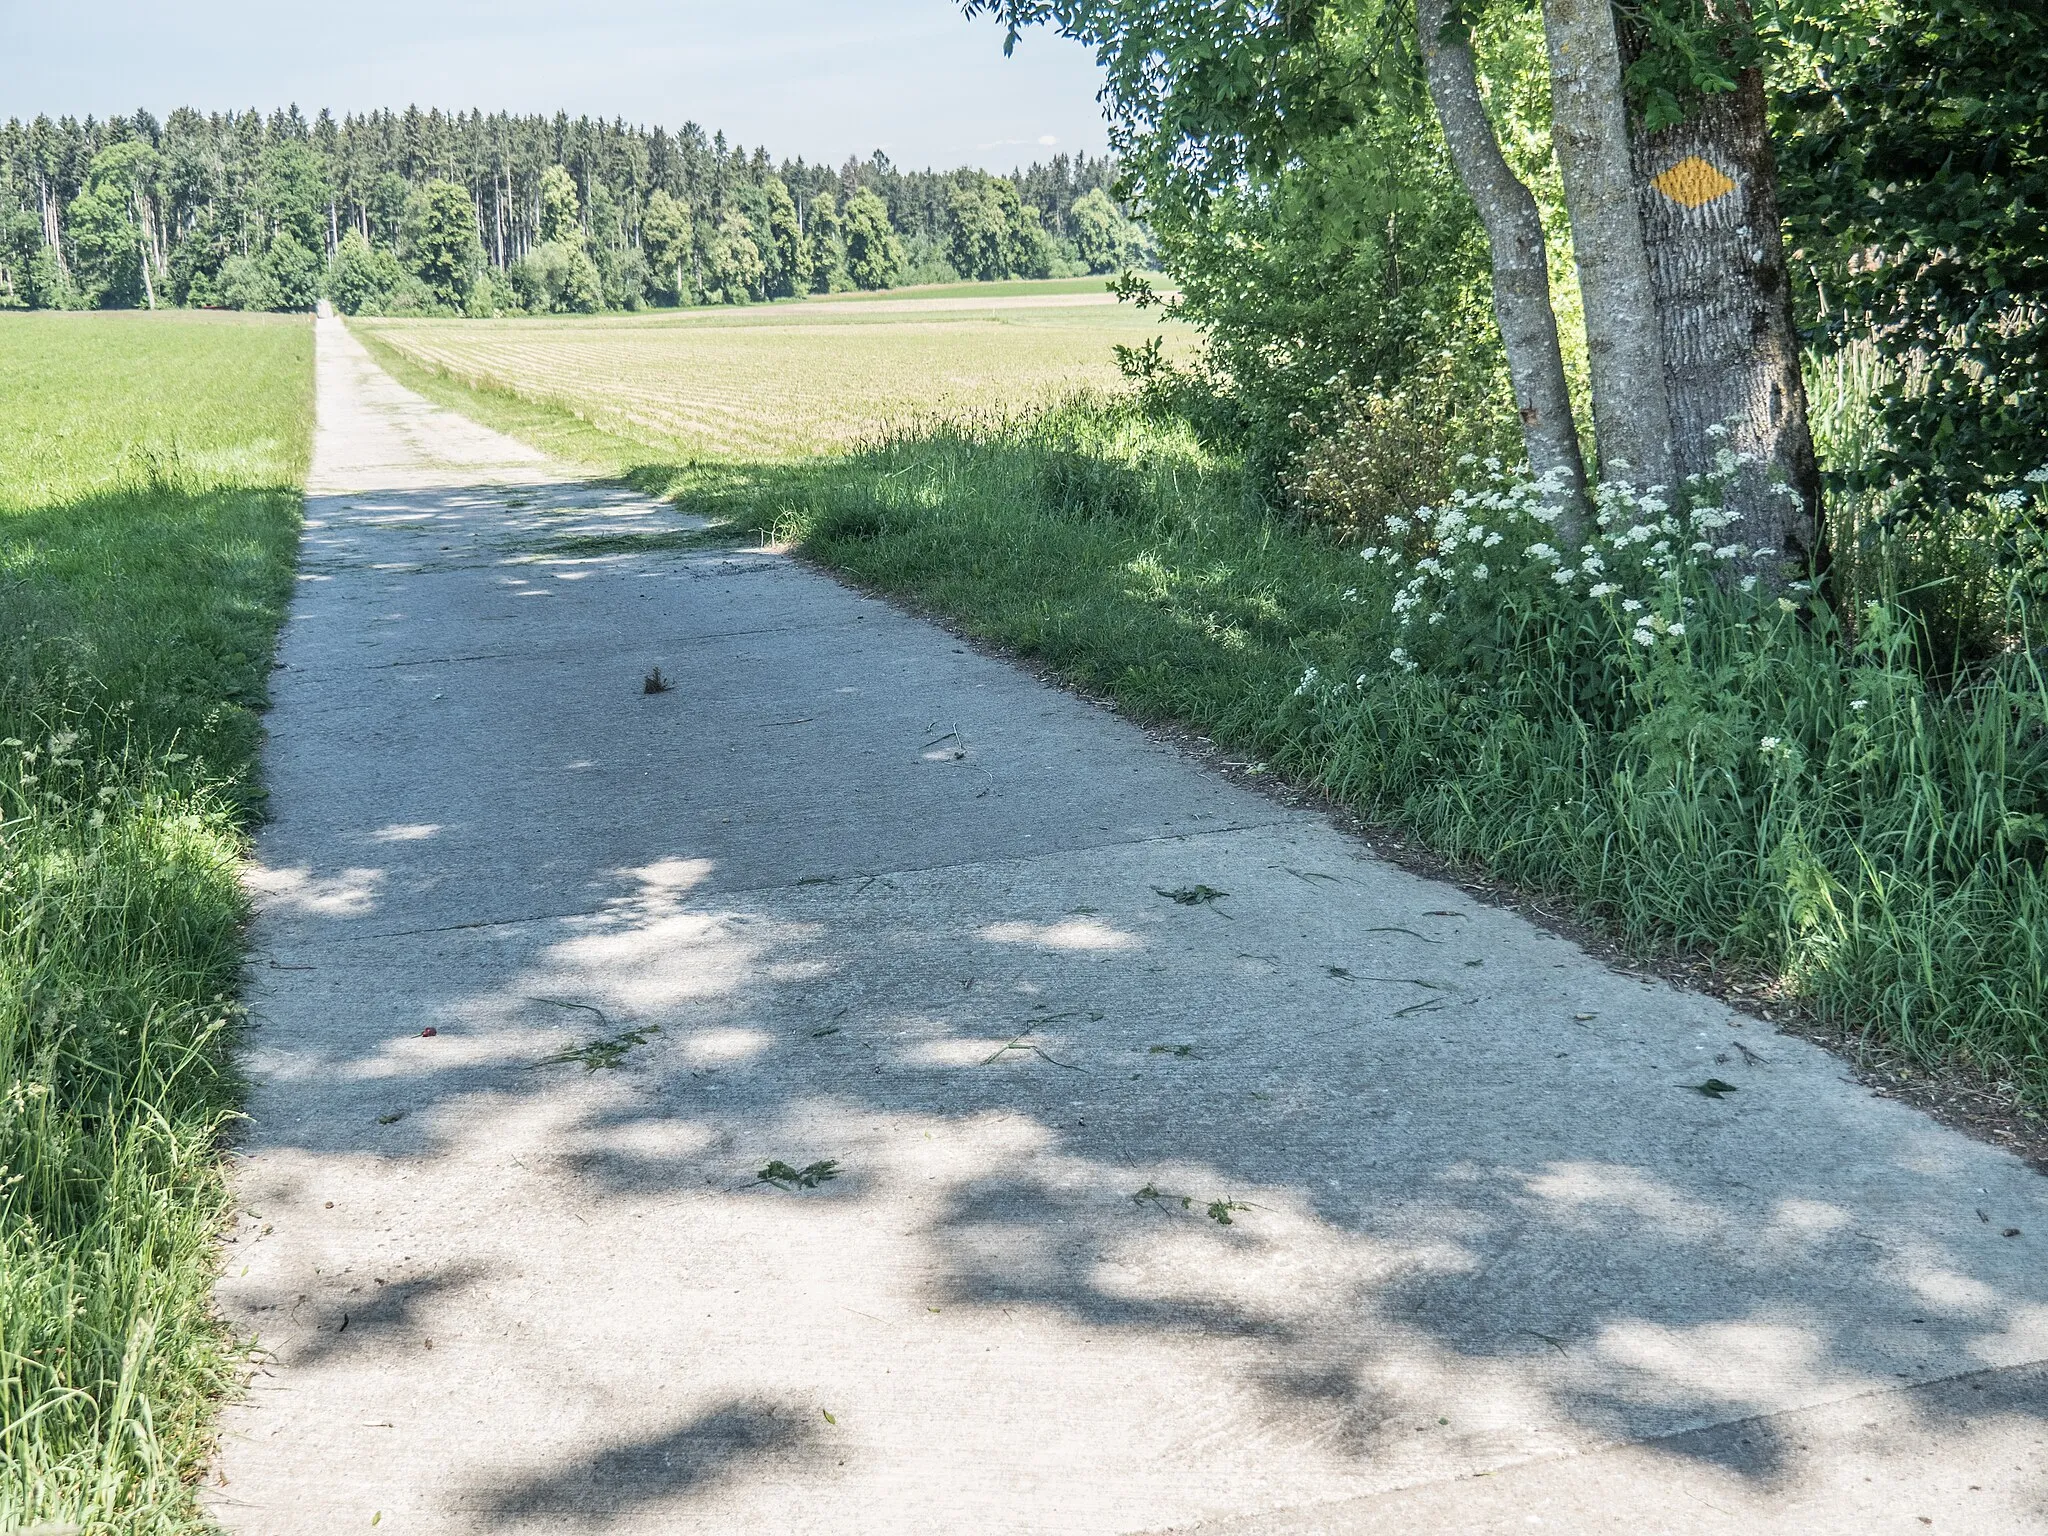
[354,287,1195,461]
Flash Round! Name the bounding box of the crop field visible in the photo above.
[354,284,1194,461]
[0,309,310,1532]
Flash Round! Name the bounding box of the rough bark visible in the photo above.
[1542,0,1675,492]
[1627,63,1824,572]
[1417,0,1587,524]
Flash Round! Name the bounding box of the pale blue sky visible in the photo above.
[0,1,1109,171]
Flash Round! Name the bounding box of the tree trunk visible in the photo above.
[1416,0,1587,525]
[38,179,68,278]
[1541,0,1674,491]
[1626,62,1824,572]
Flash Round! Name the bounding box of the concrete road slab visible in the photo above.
[207,317,2048,1534]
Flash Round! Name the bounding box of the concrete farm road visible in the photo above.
[209,317,2048,1533]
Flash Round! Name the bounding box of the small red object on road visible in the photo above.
[420,1027,437,1038]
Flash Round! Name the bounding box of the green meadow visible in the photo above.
[0,309,311,1532]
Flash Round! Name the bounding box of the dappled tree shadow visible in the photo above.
[219,465,2048,1529]
[478,1397,826,1528]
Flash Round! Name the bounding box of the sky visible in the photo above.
[0,1,1112,172]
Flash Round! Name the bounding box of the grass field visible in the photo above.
[355,284,1193,461]
[381,308,2048,1113]
[0,309,312,1532]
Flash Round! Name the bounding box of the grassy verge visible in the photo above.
[0,310,313,1531]
[358,344,2048,1104]
[353,327,656,476]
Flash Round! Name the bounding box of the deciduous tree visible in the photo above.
[805,189,848,292]
[764,175,808,296]
[642,187,693,302]
[538,163,581,247]
[843,188,901,290]
[401,179,483,309]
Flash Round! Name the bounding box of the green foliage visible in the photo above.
[564,245,606,313]
[4,106,1131,315]
[67,142,159,308]
[763,175,808,297]
[1,211,70,309]
[326,227,404,315]
[538,163,582,247]
[263,229,322,310]
[642,187,693,302]
[1070,186,1145,273]
[805,190,848,293]
[949,180,1009,280]
[1282,358,1513,539]
[964,0,1538,485]
[1777,0,2048,518]
[463,265,522,318]
[219,251,278,312]
[598,242,648,312]
[0,309,312,1531]
[400,178,483,309]
[254,138,329,253]
[659,395,2048,1095]
[947,175,1060,280]
[509,239,601,313]
[166,212,231,308]
[705,208,765,303]
[843,187,902,290]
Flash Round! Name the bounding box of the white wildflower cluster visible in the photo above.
[1368,440,1784,663]
[1992,466,2048,512]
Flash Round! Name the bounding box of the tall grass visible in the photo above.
[0,311,311,1531]
[655,393,2048,1095]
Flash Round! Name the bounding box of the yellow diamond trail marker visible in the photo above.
[1652,154,1737,209]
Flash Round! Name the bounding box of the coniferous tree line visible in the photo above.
[0,105,1152,314]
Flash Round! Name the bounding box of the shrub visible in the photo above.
[326,229,405,315]
[264,231,323,311]
[218,253,277,312]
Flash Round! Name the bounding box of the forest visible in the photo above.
[0,106,1152,314]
